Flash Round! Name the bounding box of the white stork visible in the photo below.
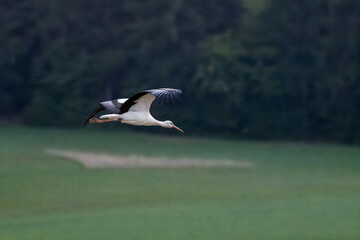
[81,88,184,133]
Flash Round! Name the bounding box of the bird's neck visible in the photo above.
[156,120,168,128]
[148,117,167,127]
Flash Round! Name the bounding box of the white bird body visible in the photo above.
[100,112,157,126]
[82,88,183,132]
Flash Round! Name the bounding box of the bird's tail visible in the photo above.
[81,105,105,129]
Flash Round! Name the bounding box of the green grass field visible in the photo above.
[0,127,359,240]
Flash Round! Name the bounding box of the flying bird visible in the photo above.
[82,88,184,133]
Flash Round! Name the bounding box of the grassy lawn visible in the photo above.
[0,127,359,240]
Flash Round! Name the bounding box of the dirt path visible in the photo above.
[46,149,253,169]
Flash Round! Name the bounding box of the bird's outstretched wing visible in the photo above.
[120,88,182,114]
[146,88,182,106]
[100,98,128,114]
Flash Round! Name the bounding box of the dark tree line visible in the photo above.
[0,0,359,143]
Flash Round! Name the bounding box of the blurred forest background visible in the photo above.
[0,0,359,143]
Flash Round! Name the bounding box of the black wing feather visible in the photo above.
[81,104,105,129]
[101,99,122,114]
[145,88,182,107]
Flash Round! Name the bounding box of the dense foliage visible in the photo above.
[0,0,359,142]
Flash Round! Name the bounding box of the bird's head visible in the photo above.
[164,120,184,133]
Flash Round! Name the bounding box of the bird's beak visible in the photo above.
[172,125,184,133]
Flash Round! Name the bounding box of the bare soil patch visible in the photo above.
[46,149,253,169]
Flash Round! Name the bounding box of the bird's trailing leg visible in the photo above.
[89,118,118,124]
[89,114,122,124]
